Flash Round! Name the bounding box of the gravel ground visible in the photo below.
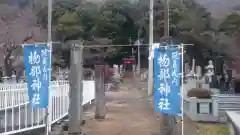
[82,78,200,135]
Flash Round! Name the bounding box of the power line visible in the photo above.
[82,43,193,48]
[22,43,193,48]
[83,44,150,48]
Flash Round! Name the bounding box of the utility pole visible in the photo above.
[47,0,52,43]
[164,0,169,38]
[68,44,84,135]
[160,0,174,135]
[148,0,154,96]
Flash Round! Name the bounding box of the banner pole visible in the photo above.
[181,44,184,135]
[46,0,52,133]
[45,41,52,135]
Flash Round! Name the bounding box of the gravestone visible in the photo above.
[184,63,189,83]
[227,70,234,93]
[2,76,10,83]
[191,59,195,73]
[11,74,16,83]
[229,78,235,94]
[196,66,202,79]
[184,63,189,75]
[132,64,136,77]
[113,64,120,82]
[113,65,119,74]
[120,65,123,75]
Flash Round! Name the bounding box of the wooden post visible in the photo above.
[94,65,106,119]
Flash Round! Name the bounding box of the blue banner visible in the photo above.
[24,44,50,108]
[154,47,182,115]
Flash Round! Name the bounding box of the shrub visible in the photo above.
[187,88,212,99]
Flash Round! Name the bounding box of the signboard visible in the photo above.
[24,44,50,108]
[153,46,182,115]
[123,58,136,64]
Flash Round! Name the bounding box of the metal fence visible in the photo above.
[0,80,95,134]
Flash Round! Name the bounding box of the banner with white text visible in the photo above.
[153,46,182,115]
[24,44,50,108]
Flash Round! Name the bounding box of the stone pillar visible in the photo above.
[94,65,106,119]
[212,95,219,117]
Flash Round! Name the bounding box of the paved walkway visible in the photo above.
[83,78,200,135]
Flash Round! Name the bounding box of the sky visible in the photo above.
[195,0,240,18]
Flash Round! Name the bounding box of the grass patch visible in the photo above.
[198,123,230,135]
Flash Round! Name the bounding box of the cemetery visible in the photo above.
[183,59,240,134]
[1,48,239,135]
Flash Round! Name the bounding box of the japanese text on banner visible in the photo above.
[157,51,171,111]
[24,44,50,108]
[153,47,182,115]
[171,51,179,85]
[41,48,49,81]
[29,51,41,105]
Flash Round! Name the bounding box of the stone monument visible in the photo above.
[205,60,214,87]
[196,66,202,79]
[186,59,197,80]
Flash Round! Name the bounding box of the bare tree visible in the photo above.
[0,4,47,77]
